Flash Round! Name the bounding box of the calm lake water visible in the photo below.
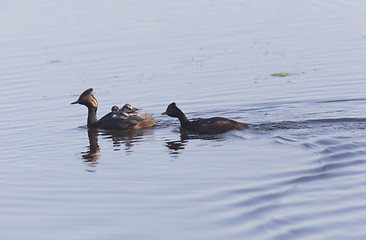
[1,0,366,239]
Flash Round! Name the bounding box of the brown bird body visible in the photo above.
[163,102,248,134]
[71,88,155,130]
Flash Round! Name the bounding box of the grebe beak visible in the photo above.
[161,112,167,115]
[71,100,79,104]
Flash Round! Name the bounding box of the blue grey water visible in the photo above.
[1,0,366,239]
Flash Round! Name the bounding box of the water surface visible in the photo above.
[1,0,366,239]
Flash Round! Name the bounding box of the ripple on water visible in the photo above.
[180,122,366,239]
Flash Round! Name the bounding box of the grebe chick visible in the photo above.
[111,105,119,112]
[162,102,248,134]
[111,105,128,119]
[121,103,140,113]
[71,88,155,130]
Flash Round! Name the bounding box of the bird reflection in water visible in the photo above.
[100,129,152,153]
[81,129,100,171]
[81,128,153,171]
[165,129,222,155]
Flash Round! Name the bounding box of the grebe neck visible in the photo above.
[87,106,99,127]
[175,108,190,128]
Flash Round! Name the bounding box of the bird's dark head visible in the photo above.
[111,105,119,112]
[162,102,181,118]
[71,88,98,108]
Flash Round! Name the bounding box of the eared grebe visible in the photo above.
[162,102,248,134]
[110,105,129,119]
[71,88,155,130]
[121,103,140,113]
[111,105,119,112]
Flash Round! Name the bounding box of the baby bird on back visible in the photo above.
[111,103,140,119]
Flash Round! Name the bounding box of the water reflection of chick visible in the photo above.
[81,129,101,169]
[80,128,153,170]
[100,129,153,153]
[165,130,222,155]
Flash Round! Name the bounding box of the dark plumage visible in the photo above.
[71,88,155,130]
[162,102,248,134]
[111,105,119,112]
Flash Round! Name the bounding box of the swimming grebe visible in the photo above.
[71,88,155,130]
[162,102,248,134]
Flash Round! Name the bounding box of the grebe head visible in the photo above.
[121,103,140,113]
[71,88,98,108]
[111,105,119,112]
[162,102,181,118]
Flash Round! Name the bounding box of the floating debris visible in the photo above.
[271,72,295,77]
